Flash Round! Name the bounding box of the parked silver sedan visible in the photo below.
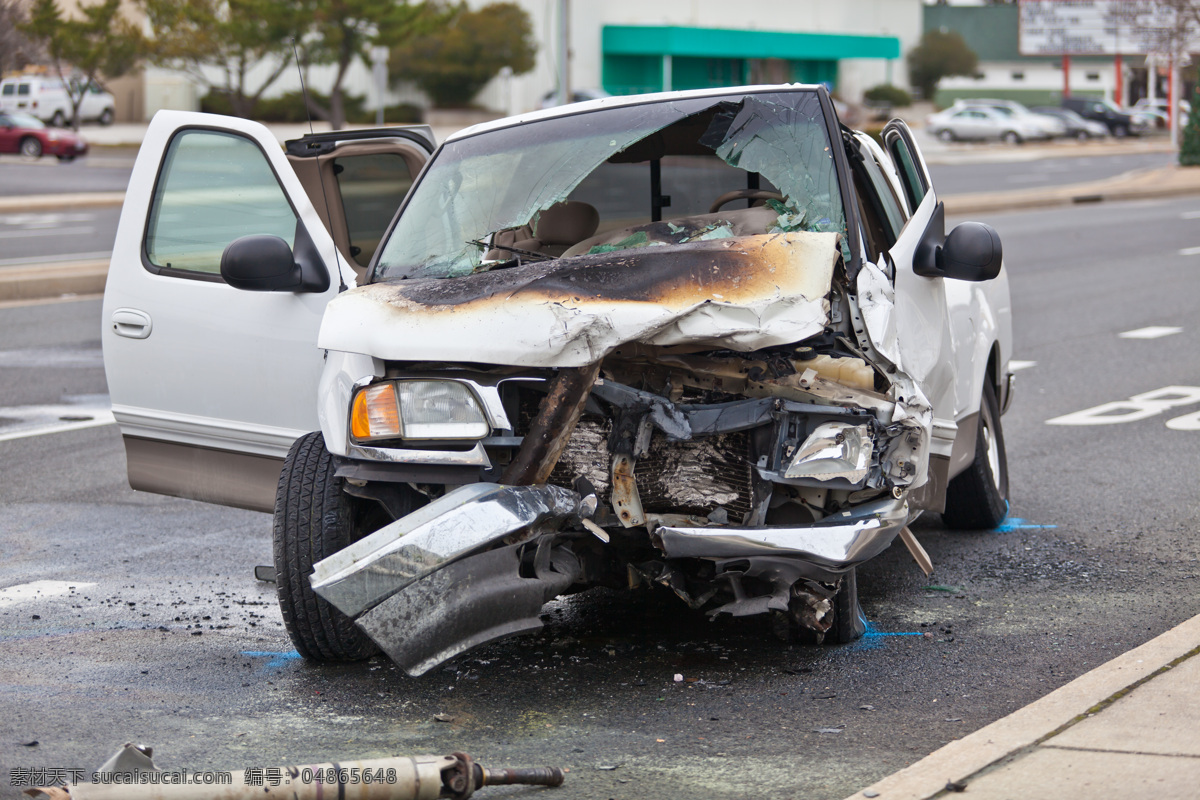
[926,105,1047,144]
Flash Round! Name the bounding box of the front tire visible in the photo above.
[19,137,42,158]
[936,128,956,143]
[943,380,1009,529]
[274,431,379,661]
[825,568,867,644]
[98,107,114,126]
[50,110,67,127]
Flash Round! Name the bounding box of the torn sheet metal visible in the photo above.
[310,483,585,618]
[320,232,838,368]
[29,744,563,799]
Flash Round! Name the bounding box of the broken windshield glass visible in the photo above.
[373,89,846,282]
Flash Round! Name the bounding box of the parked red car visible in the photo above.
[0,111,88,160]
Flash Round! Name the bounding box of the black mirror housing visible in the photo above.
[220,223,330,293]
[914,202,1003,282]
[221,235,303,291]
[941,222,1003,281]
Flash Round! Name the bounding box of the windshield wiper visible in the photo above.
[468,239,554,263]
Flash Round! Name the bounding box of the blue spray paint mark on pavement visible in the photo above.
[241,650,302,670]
[995,517,1058,532]
[854,619,925,651]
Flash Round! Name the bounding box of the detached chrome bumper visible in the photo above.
[311,483,585,618]
[654,496,910,568]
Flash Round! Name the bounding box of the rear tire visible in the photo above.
[98,107,114,126]
[19,137,42,158]
[50,110,67,127]
[274,431,379,661]
[1001,130,1022,145]
[943,380,1009,529]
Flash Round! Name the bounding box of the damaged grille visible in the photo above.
[544,416,755,522]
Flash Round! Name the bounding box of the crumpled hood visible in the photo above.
[318,231,839,368]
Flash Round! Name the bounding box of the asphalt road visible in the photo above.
[0,152,136,195]
[2,195,1200,799]
[926,150,1173,196]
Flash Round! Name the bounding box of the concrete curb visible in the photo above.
[0,259,109,303]
[844,613,1200,800]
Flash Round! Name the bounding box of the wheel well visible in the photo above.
[987,342,1001,397]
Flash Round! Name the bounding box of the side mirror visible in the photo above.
[914,201,1003,281]
[220,223,329,292]
[940,222,1003,281]
[221,235,303,291]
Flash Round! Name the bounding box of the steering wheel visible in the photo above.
[708,189,785,214]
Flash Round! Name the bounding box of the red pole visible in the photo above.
[1063,54,1071,98]
[1169,57,1176,130]
[1114,53,1123,106]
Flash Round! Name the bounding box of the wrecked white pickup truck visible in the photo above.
[102,86,1012,675]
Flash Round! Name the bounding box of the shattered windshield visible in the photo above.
[373,90,846,282]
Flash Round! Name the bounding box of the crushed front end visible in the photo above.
[304,88,935,674]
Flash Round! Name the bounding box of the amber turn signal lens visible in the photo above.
[350,383,401,440]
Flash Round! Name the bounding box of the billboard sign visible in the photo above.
[1018,0,1179,56]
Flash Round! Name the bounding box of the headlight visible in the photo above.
[784,422,873,484]
[350,380,489,442]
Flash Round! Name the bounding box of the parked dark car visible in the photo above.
[0,111,88,160]
[1030,107,1109,140]
[1061,97,1142,137]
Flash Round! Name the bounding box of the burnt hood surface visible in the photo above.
[318,231,840,367]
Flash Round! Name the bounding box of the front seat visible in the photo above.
[513,201,600,258]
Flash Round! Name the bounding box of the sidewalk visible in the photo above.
[845,613,1200,800]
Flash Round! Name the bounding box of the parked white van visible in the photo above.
[0,76,115,126]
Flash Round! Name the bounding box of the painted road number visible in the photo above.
[1046,385,1200,427]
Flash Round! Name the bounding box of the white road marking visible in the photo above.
[0,226,95,240]
[0,580,96,608]
[1118,326,1182,339]
[1181,210,1200,219]
[0,212,93,226]
[1009,360,1037,371]
[1047,385,1200,426]
[0,402,115,443]
[1179,246,1200,256]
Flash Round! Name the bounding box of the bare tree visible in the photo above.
[0,0,43,76]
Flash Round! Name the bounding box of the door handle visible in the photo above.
[111,308,152,339]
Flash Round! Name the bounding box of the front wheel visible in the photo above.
[274,431,379,661]
[98,107,114,126]
[943,380,1009,529]
[1113,123,1129,138]
[50,110,67,127]
[19,137,42,158]
[936,128,956,143]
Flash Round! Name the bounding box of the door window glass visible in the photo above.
[17,84,30,96]
[1,84,13,96]
[888,134,927,211]
[333,152,414,267]
[145,130,297,275]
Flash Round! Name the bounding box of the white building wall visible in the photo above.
[939,60,1114,100]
